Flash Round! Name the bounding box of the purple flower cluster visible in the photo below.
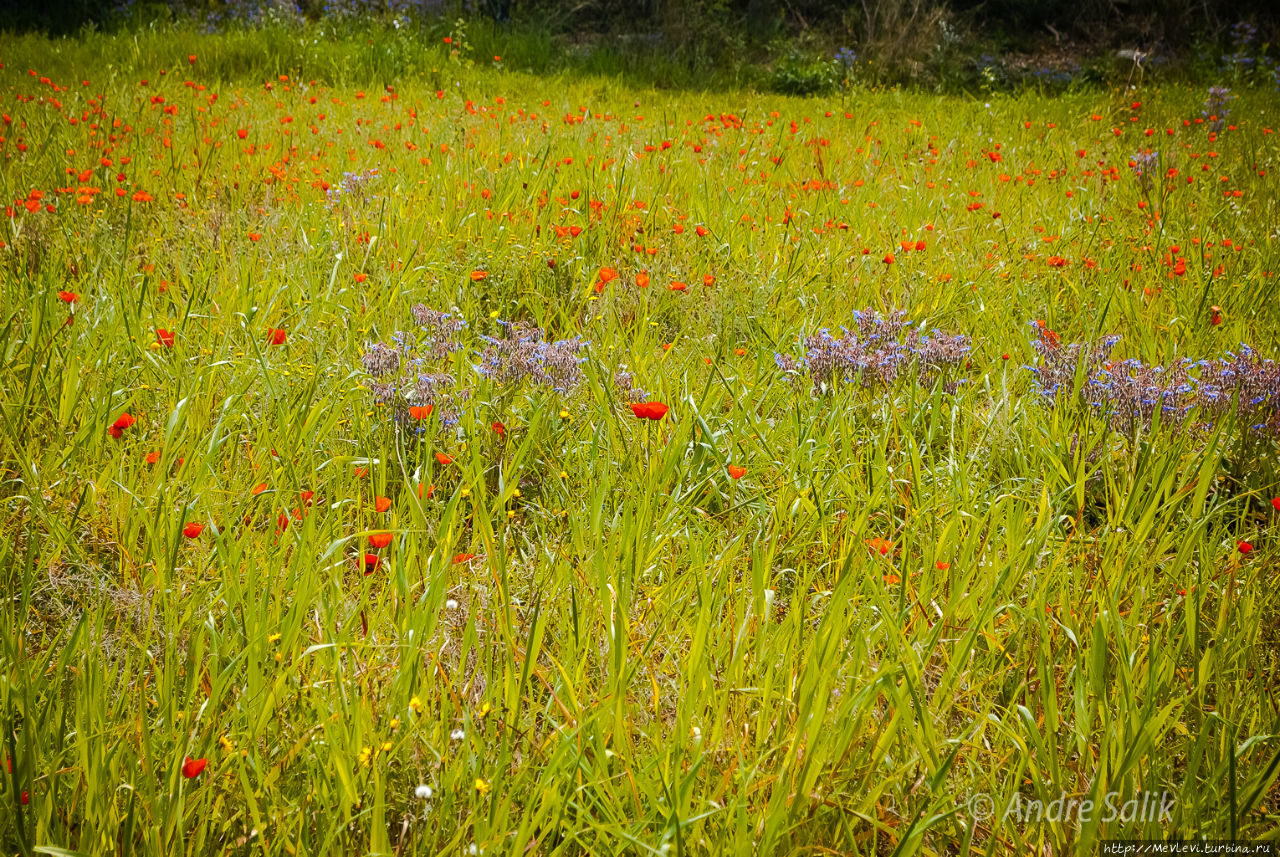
[1203,87,1233,132]
[1130,150,1158,192]
[1027,327,1280,436]
[477,321,586,395]
[360,307,469,427]
[774,309,970,394]
[612,368,648,403]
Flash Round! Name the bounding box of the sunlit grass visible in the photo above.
[1,24,1279,857]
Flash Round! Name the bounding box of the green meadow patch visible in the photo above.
[1,26,1279,856]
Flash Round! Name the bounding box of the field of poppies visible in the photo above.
[2,23,1280,857]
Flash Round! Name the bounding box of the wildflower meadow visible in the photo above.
[2,20,1280,857]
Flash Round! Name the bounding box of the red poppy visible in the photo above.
[108,412,136,439]
[374,496,392,513]
[435,452,453,465]
[156,328,175,348]
[362,553,380,574]
[1271,497,1280,513]
[251,482,268,496]
[469,270,487,281]
[702,274,715,286]
[866,537,893,557]
[629,401,669,421]
[354,273,368,283]
[727,465,746,480]
[354,467,368,478]
[695,225,710,237]
[267,327,287,345]
[453,552,476,564]
[492,421,506,437]
[882,253,895,265]
[237,128,248,139]
[417,483,435,499]
[182,521,204,539]
[935,560,951,570]
[408,405,433,420]
[668,281,687,292]
[1210,306,1223,326]
[1237,541,1253,554]
[145,450,161,465]
[182,757,207,779]
[299,490,315,506]
[368,532,393,549]
[58,290,79,303]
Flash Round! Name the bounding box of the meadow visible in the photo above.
[1,23,1280,857]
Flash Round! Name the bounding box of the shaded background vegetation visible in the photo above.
[2,0,1279,90]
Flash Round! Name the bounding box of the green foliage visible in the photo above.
[768,49,838,95]
[1,26,1280,857]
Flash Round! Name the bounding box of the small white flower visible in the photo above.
[467,844,478,855]
[445,599,459,610]
[451,728,466,741]
[415,784,433,799]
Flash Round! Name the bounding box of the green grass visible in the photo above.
[2,24,1280,857]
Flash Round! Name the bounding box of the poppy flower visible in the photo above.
[636,272,650,288]
[1271,497,1280,513]
[727,465,746,480]
[1210,306,1222,326]
[267,327,287,345]
[695,225,710,237]
[181,757,207,779]
[362,553,380,574]
[156,328,175,348]
[145,450,161,465]
[418,483,435,499]
[882,253,895,265]
[354,273,368,284]
[108,412,136,439]
[630,401,669,421]
[469,270,487,281]
[251,482,268,496]
[58,290,79,303]
[408,405,433,420]
[492,421,506,438]
[702,274,715,286]
[435,452,453,465]
[866,537,893,556]
[1237,541,1252,554]
[453,552,476,564]
[374,496,392,513]
[354,467,368,478]
[182,521,204,539]
[368,532,393,549]
[935,560,951,570]
[668,281,687,292]
[237,128,249,139]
